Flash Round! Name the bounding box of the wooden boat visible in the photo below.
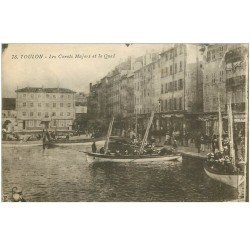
[86,112,181,164]
[85,152,181,164]
[204,165,244,188]
[204,93,246,189]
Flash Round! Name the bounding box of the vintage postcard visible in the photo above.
[1,43,248,202]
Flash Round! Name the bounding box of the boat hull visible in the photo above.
[86,152,181,164]
[204,166,245,188]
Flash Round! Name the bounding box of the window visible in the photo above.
[31,94,34,99]
[23,102,26,107]
[160,100,163,112]
[165,83,168,93]
[165,67,168,76]
[169,52,173,59]
[60,112,63,116]
[68,95,71,99]
[67,103,71,107]
[30,112,33,117]
[212,50,215,60]
[30,102,33,107]
[175,63,178,73]
[46,103,49,107]
[165,99,168,110]
[179,97,182,110]
[29,120,34,127]
[179,46,183,55]
[67,112,70,116]
[46,94,50,98]
[170,65,173,75]
[22,112,26,116]
[178,79,183,90]
[212,73,216,84]
[60,103,63,107]
[179,61,183,72]
[174,48,177,57]
[52,112,56,116]
[38,112,41,117]
[23,94,26,98]
[169,99,172,110]
[173,98,176,110]
[38,103,41,107]
[45,112,49,117]
[174,81,178,91]
[60,95,64,99]
[53,95,56,99]
[53,103,56,108]
[38,94,41,98]
[165,53,168,61]
[161,84,164,94]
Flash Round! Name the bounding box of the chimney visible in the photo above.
[89,82,92,91]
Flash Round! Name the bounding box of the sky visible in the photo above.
[2,44,170,98]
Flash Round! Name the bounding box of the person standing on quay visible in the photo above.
[200,135,205,152]
[195,135,201,153]
[92,141,97,153]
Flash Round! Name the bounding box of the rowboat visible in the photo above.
[204,165,245,188]
[85,152,181,164]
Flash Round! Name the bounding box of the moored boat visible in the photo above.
[204,93,246,189]
[86,112,182,164]
[204,165,245,188]
[86,152,181,164]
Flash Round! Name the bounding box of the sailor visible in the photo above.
[92,141,97,153]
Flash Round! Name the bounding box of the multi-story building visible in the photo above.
[2,98,17,132]
[224,44,248,135]
[202,44,248,136]
[15,87,76,132]
[74,92,88,132]
[155,44,203,135]
[203,44,228,113]
[87,82,100,119]
[120,71,134,118]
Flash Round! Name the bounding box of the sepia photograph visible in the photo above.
[1,43,249,202]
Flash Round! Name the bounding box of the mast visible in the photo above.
[228,94,235,166]
[139,111,154,155]
[104,115,114,154]
[135,109,138,137]
[218,93,223,151]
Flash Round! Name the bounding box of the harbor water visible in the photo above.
[2,143,239,202]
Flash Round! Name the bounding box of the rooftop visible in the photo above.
[15,87,76,94]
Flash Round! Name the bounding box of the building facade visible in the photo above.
[201,44,248,136]
[16,87,76,132]
[155,44,203,136]
[74,92,88,132]
[224,44,248,136]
